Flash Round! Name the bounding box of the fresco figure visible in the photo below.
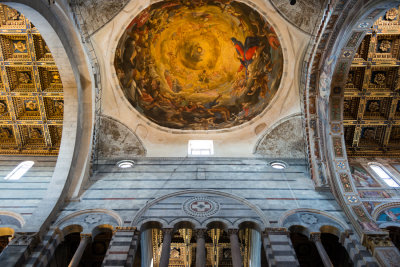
[114,0,283,130]
[350,165,380,187]
[231,36,259,80]
[378,207,400,224]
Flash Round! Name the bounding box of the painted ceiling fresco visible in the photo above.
[115,0,283,130]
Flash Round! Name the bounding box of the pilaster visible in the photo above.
[262,228,299,267]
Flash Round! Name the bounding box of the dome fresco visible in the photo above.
[115,0,283,130]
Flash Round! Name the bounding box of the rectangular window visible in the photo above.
[188,140,214,156]
[370,164,400,188]
[4,161,34,180]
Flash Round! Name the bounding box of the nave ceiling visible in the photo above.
[0,4,63,156]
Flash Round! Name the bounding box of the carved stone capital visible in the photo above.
[195,229,207,238]
[80,233,92,240]
[162,228,174,235]
[9,232,39,247]
[116,226,137,232]
[310,232,321,242]
[339,230,353,244]
[365,234,393,252]
[264,227,289,237]
[227,229,239,235]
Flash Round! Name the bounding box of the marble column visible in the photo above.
[195,229,206,267]
[310,233,333,267]
[262,228,299,267]
[249,229,261,267]
[68,234,91,267]
[228,229,243,267]
[141,229,153,267]
[159,228,173,267]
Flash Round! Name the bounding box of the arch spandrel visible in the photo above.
[55,209,122,235]
[132,190,269,230]
[0,211,25,230]
[279,209,349,237]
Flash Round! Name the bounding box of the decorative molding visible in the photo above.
[182,197,220,218]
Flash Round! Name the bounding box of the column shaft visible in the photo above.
[196,230,206,267]
[68,235,90,267]
[249,229,261,267]
[141,229,153,267]
[310,233,333,267]
[159,229,173,267]
[229,230,243,267]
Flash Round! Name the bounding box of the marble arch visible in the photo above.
[55,209,122,235]
[0,0,94,238]
[304,0,400,240]
[132,190,269,229]
[0,211,25,230]
[279,208,350,237]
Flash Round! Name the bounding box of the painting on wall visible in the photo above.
[377,207,400,223]
[358,190,391,199]
[350,164,380,187]
[363,201,381,215]
[114,0,283,130]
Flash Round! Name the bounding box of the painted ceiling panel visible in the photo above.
[114,0,283,130]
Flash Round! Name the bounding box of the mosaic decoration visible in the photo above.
[0,4,63,155]
[333,137,343,157]
[347,195,358,203]
[115,0,283,130]
[346,31,363,48]
[182,197,219,217]
[336,160,346,169]
[84,214,102,224]
[377,206,400,224]
[331,123,341,134]
[339,173,353,192]
[300,213,318,224]
[330,98,341,121]
[350,164,380,187]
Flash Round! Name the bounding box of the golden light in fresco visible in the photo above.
[115,0,283,130]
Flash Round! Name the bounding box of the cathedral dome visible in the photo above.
[114,0,283,130]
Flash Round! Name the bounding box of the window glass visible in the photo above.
[188,140,214,156]
[370,164,400,188]
[4,161,34,180]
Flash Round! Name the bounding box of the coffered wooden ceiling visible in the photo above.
[0,4,63,156]
[344,7,400,158]
[151,228,254,267]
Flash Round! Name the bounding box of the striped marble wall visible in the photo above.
[0,156,57,221]
[58,158,348,228]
